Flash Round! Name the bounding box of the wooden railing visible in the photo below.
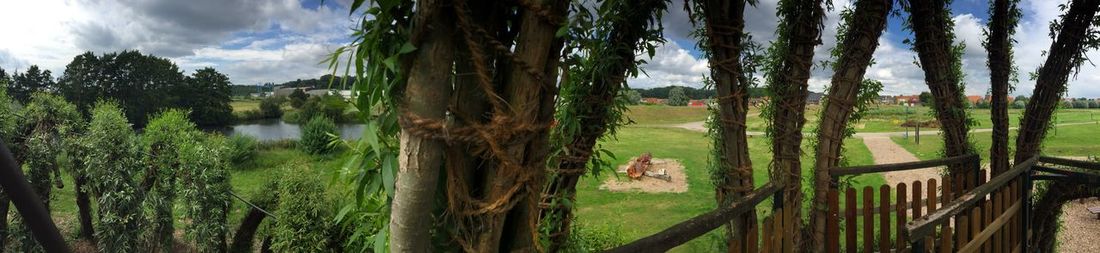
[607,182,784,253]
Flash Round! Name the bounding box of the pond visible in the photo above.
[220,119,365,141]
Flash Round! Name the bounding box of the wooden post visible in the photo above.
[1021,169,1032,251]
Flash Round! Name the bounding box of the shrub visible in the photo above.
[289,89,308,108]
[179,135,232,252]
[560,223,625,252]
[83,101,145,253]
[142,109,200,251]
[226,134,258,165]
[260,97,284,118]
[271,165,332,252]
[300,116,338,155]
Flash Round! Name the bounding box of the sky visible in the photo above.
[0,0,1098,97]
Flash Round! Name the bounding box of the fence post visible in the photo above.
[913,239,925,253]
[1021,165,1033,252]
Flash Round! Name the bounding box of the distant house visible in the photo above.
[688,99,707,107]
[878,95,896,105]
[306,89,330,97]
[641,97,666,105]
[806,91,825,104]
[966,95,983,105]
[895,95,920,105]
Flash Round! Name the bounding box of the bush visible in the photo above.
[289,89,308,108]
[561,224,625,252]
[83,101,145,253]
[142,109,199,251]
[226,134,258,165]
[260,97,284,118]
[179,135,232,252]
[271,166,332,252]
[300,116,338,154]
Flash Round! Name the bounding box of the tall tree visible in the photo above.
[687,0,758,250]
[761,0,826,247]
[667,86,689,106]
[808,1,891,251]
[8,65,56,103]
[1012,0,1100,250]
[984,0,1021,175]
[539,0,668,251]
[907,0,974,176]
[57,52,103,113]
[181,68,234,126]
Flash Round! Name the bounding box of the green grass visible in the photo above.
[624,105,712,125]
[574,126,880,252]
[231,100,261,113]
[892,122,1100,161]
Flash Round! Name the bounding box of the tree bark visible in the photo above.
[74,173,95,240]
[538,1,666,251]
[908,0,973,177]
[807,1,891,251]
[0,196,7,250]
[1014,0,1099,162]
[1012,0,1100,250]
[389,0,456,251]
[986,0,1017,176]
[696,0,756,251]
[766,0,825,248]
[230,207,268,253]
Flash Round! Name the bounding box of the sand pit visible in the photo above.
[599,158,687,193]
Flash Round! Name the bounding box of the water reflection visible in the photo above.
[221,119,365,141]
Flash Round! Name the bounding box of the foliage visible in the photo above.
[284,95,351,123]
[325,0,416,250]
[181,68,235,126]
[260,96,284,118]
[179,135,233,253]
[560,223,626,253]
[7,65,55,104]
[621,89,642,105]
[141,109,200,251]
[300,116,338,155]
[288,89,309,108]
[667,86,689,106]
[83,101,145,253]
[918,91,933,105]
[57,50,233,127]
[226,134,259,165]
[0,87,18,144]
[271,165,333,252]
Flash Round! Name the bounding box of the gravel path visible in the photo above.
[860,136,938,186]
[1058,198,1100,253]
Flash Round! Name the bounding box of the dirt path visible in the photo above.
[671,121,1099,137]
[860,136,937,186]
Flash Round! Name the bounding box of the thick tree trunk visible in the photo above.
[766,0,825,248]
[696,0,757,251]
[807,1,891,251]
[389,0,455,252]
[908,0,973,177]
[1013,0,1100,250]
[0,196,7,250]
[539,1,666,251]
[986,0,1017,176]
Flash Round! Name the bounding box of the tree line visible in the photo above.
[0,50,234,127]
[630,85,767,99]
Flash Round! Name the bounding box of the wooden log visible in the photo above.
[607,182,779,253]
[831,154,978,177]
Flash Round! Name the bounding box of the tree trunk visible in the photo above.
[389,0,456,251]
[539,1,666,251]
[766,0,825,248]
[908,0,973,177]
[807,1,891,251]
[696,0,756,251]
[0,196,7,250]
[1012,0,1100,250]
[74,173,95,240]
[1014,0,1099,162]
[230,207,268,253]
[987,0,1017,176]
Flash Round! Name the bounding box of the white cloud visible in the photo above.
[627,42,709,89]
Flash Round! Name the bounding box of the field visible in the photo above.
[230,99,261,113]
[892,122,1100,161]
[574,106,881,252]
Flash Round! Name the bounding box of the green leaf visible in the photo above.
[398,42,417,54]
[374,227,388,253]
[365,123,382,155]
[382,156,395,198]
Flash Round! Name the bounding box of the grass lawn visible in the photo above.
[574,124,880,252]
[892,122,1100,161]
[231,99,261,113]
[625,105,712,125]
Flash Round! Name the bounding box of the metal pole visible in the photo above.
[0,141,71,253]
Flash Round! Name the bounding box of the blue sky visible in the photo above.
[1,0,1098,97]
